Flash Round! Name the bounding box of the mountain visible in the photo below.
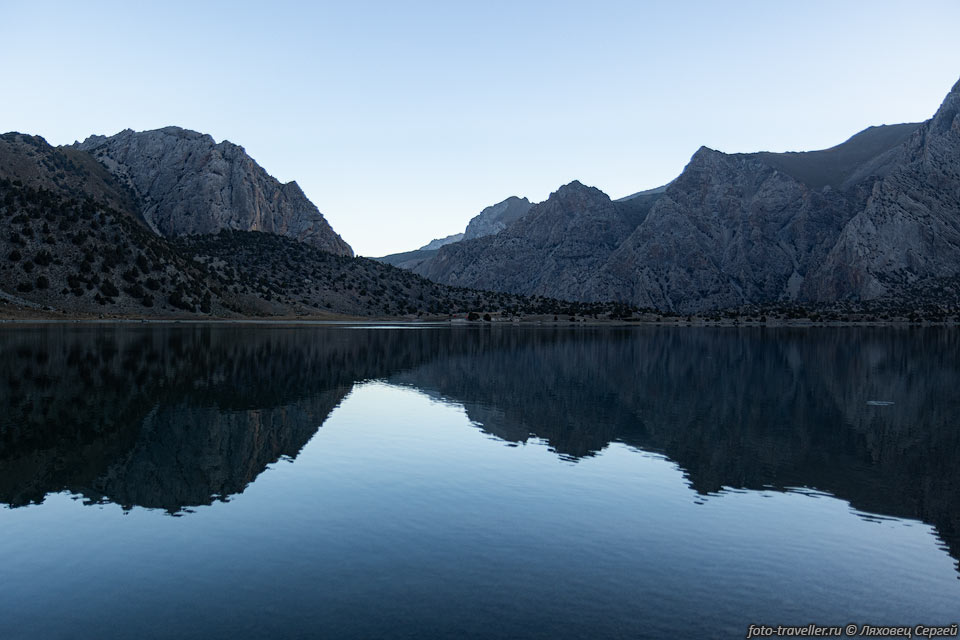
[375,247,440,270]
[419,232,464,251]
[1,133,613,319]
[416,78,960,313]
[375,196,531,269]
[376,232,463,270]
[462,196,532,240]
[417,182,643,301]
[73,127,353,256]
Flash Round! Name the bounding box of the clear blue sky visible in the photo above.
[3,0,959,256]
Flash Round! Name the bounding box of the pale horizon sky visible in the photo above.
[3,0,959,256]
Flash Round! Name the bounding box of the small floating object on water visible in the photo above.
[866,400,895,406]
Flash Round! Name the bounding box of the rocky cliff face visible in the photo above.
[418,78,960,312]
[462,196,532,240]
[592,147,868,311]
[417,181,638,300]
[375,196,530,268]
[810,81,960,302]
[74,127,353,256]
[419,233,463,251]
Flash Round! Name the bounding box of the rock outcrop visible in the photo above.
[416,77,960,312]
[74,127,353,256]
[419,233,463,251]
[375,196,530,268]
[416,181,639,301]
[462,196,532,240]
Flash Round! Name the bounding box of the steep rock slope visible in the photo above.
[462,196,532,240]
[594,147,867,311]
[418,78,960,312]
[1,136,601,318]
[74,127,353,256]
[377,233,462,270]
[416,181,639,300]
[375,196,531,269]
[420,233,464,251]
[811,80,960,301]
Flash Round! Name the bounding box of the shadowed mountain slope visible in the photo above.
[417,79,960,313]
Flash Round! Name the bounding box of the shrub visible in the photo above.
[100,279,119,298]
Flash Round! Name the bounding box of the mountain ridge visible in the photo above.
[73,126,353,256]
[412,77,960,313]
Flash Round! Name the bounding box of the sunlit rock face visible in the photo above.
[74,127,353,256]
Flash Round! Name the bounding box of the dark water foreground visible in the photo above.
[1,325,958,639]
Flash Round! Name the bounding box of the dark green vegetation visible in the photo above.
[1,177,221,315]
[178,230,636,318]
[3,161,954,321]
[0,138,635,319]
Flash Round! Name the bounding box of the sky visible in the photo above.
[3,1,960,256]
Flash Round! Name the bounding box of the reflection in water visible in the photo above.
[1,325,959,573]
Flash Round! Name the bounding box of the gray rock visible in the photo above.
[416,181,640,301]
[417,77,960,312]
[374,248,440,270]
[462,196,532,240]
[74,127,352,256]
[374,197,530,270]
[419,233,463,251]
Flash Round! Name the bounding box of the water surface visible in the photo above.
[1,326,958,639]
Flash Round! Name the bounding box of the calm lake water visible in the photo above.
[1,325,958,639]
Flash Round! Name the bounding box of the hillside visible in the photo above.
[73,127,353,256]
[0,137,631,319]
[411,78,960,313]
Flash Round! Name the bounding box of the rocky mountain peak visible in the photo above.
[462,195,533,241]
[931,75,960,135]
[550,180,609,203]
[413,77,960,313]
[73,127,353,256]
[419,233,464,251]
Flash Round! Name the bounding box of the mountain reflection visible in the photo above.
[1,325,958,571]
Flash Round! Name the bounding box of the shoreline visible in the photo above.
[0,314,957,328]
[2,300,957,328]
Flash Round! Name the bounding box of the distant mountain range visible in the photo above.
[387,77,960,313]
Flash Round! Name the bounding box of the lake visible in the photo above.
[1,325,958,639]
